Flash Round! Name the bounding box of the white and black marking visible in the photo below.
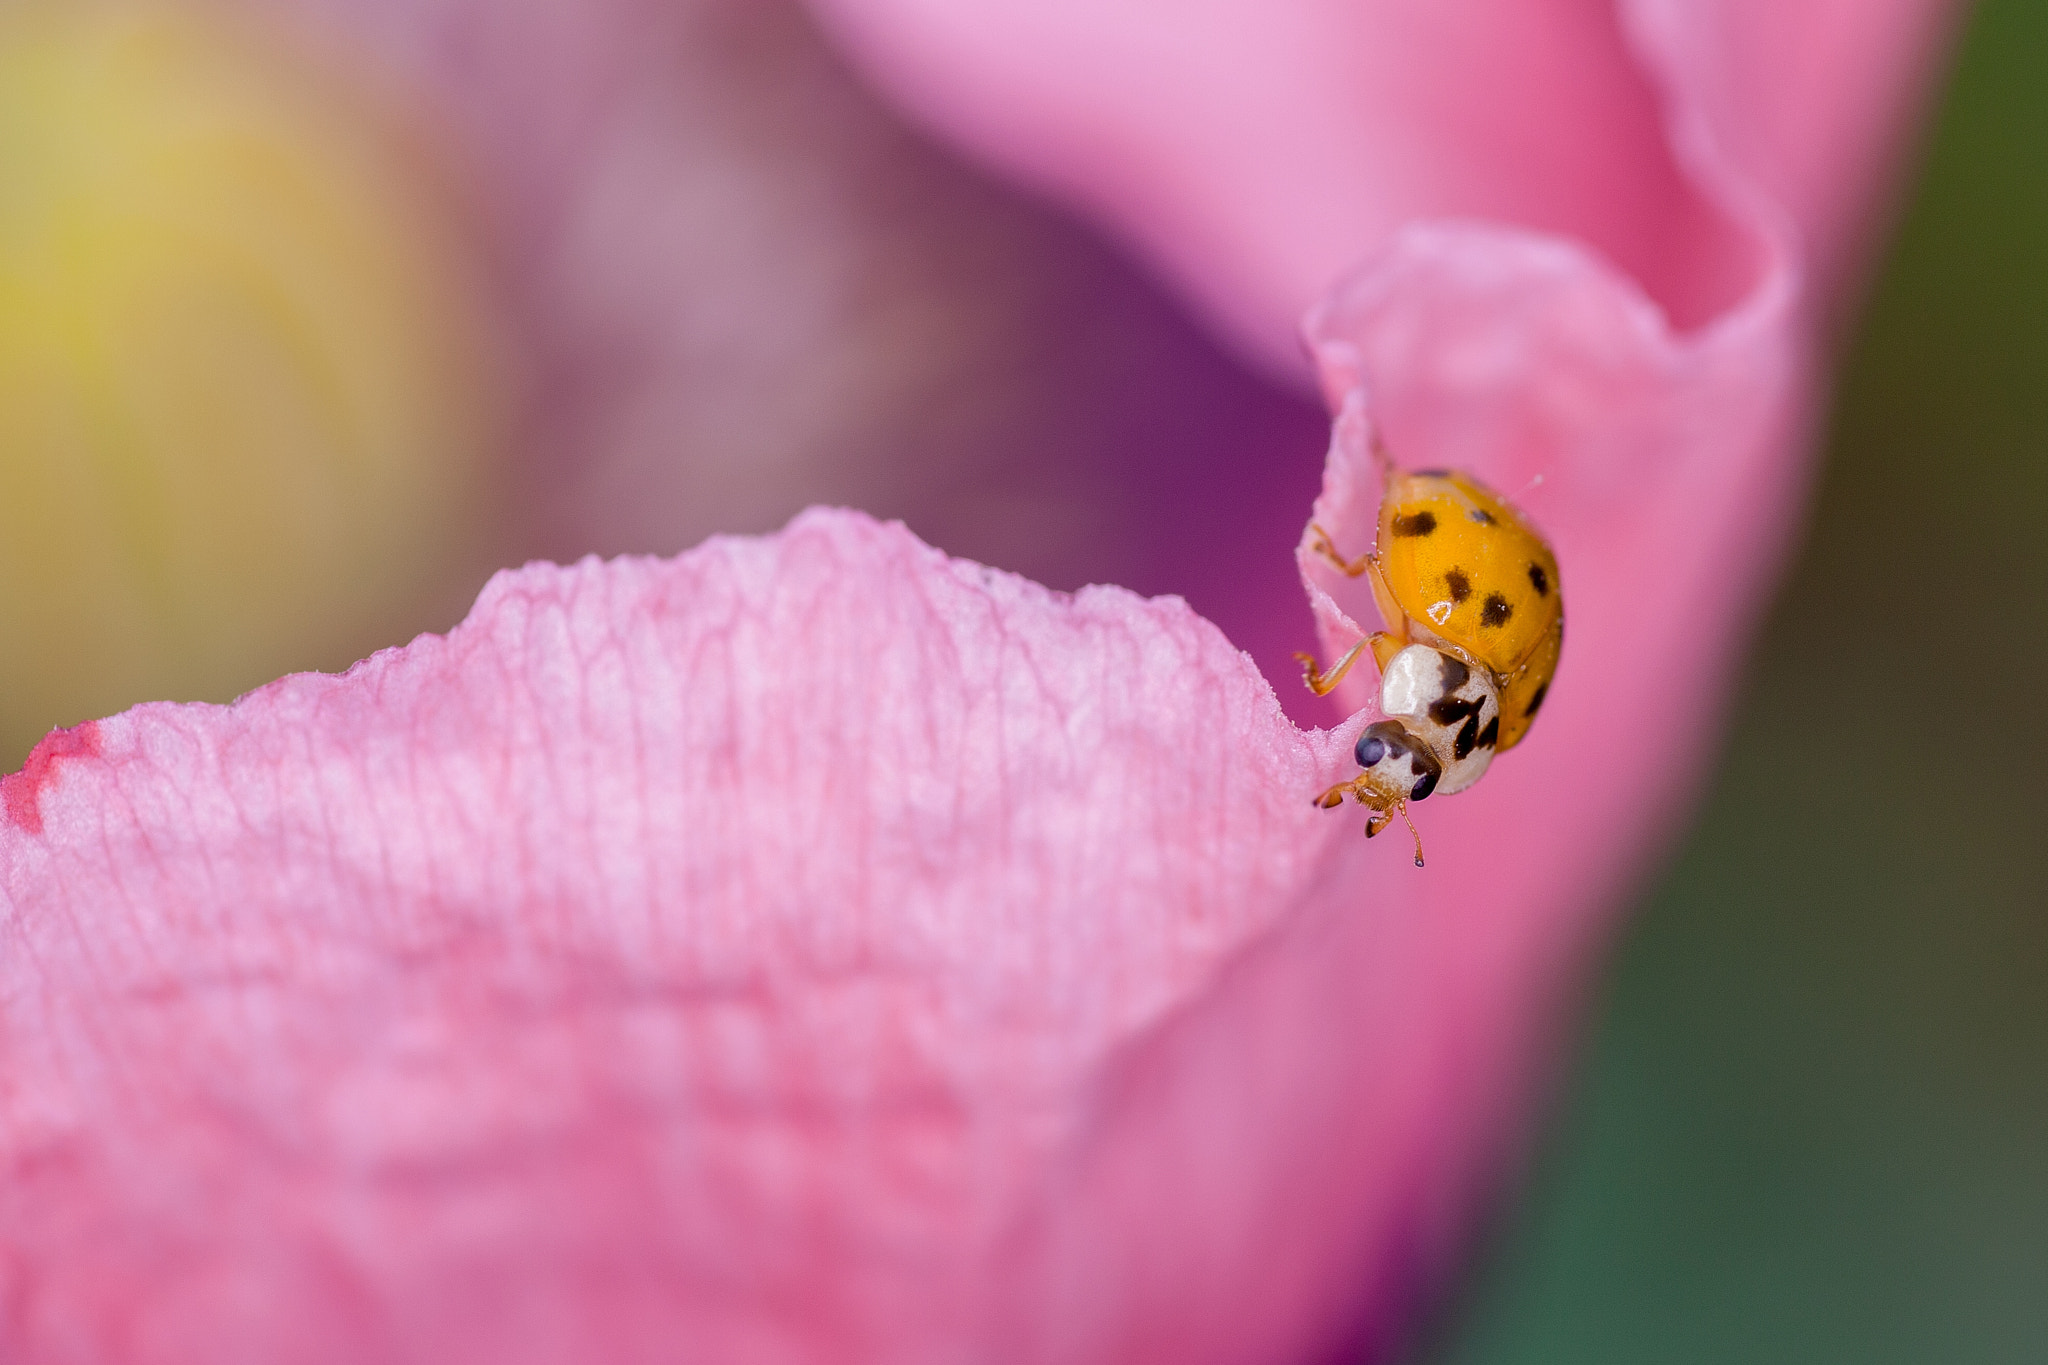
[1378,643,1501,796]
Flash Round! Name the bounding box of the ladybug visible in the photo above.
[1295,451,1562,864]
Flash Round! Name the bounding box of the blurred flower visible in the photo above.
[0,2,512,760]
[0,1,1957,1362]
[239,0,1331,692]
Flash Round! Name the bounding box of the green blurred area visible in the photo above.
[0,5,507,766]
[1424,1,2048,1361]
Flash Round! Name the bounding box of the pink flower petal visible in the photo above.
[1640,0,1960,308]
[806,0,1956,374]
[1,4,1961,1362]
[2,511,1367,1361]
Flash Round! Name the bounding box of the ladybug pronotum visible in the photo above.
[1295,448,1563,865]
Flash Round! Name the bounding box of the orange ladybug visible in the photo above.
[1296,453,1562,863]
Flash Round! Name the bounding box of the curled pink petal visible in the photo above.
[807,0,1956,374]
[1636,0,1960,306]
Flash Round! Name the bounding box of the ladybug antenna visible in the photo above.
[1398,802,1426,868]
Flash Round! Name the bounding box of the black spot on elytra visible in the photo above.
[1523,681,1549,719]
[1476,716,1499,750]
[1391,510,1437,537]
[1481,593,1513,628]
[1444,569,1472,604]
[1467,508,1497,525]
[1528,562,1549,597]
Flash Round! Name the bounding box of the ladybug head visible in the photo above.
[1353,720,1441,808]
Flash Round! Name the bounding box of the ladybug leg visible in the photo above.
[1297,625,1409,696]
[1306,525,1412,647]
[1314,779,1358,809]
[1306,523,1374,577]
[1313,774,1385,814]
[1318,786,1420,861]
[1364,556,1408,647]
[1294,635,1374,697]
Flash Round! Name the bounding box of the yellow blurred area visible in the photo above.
[0,2,511,763]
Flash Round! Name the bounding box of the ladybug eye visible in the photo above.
[1356,717,1444,802]
[1355,721,1412,770]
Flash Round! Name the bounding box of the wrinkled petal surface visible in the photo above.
[1,511,1355,1362]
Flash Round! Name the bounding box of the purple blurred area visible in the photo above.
[267,0,1331,717]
